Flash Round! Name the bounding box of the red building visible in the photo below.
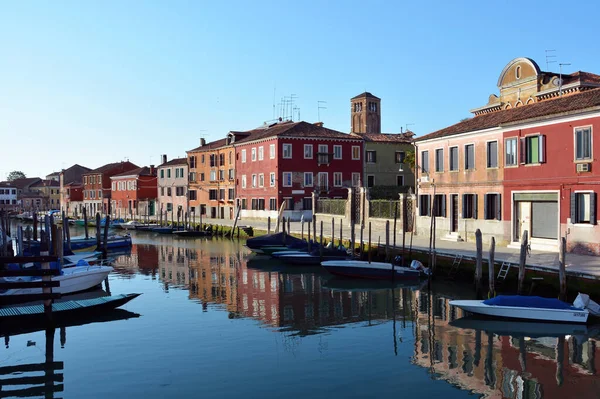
[82,161,138,216]
[110,166,158,219]
[234,121,363,220]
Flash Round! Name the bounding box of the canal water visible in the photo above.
[2,225,600,398]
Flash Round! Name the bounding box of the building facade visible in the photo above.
[110,166,158,219]
[59,164,91,215]
[82,161,138,216]
[30,180,61,210]
[63,182,84,217]
[0,182,18,210]
[157,156,189,222]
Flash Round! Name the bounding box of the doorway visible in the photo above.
[450,194,459,232]
[517,201,531,241]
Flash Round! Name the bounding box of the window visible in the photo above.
[352,173,361,187]
[160,170,164,179]
[484,193,501,220]
[201,154,205,164]
[318,144,328,154]
[433,194,446,217]
[209,190,218,200]
[419,195,431,216]
[366,150,376,163]
[219,170,225,181]
[251,148,257,161]
[367,175,375,187]
[462,194,478,219]
[397,176,404,186]
[282,172,292,187]
[241,175,247,189]
[258,146,264,161]
[228,188,234,200]
[259,174,264,187]
[283,144,292,159]
[571,192,596,224]
[84,176,87,184]
[421,151,429,173]
[189,190,197,200]
[240,199,247,210]
[219,189,226,200]
[334,145,342,159]
[167,169,171,178]
[270,172,275,187]
[98,190,102,198]
[189,172,196,182]
[167,203,173,212]
[175,168,179,178]
[167,187,172,196]
[190,156,196,168]
[334,172,342,187]
[200,173,205,182]
[112,182,116,191]
[269,198,277,210]
[241,149,247,163]
[161,187,165,196]
[304,172,313,187]
[464,144,475,170]
[520,135,545,164]
[251,198,257,210]
[209,154,216,167]
[505,138,517,166]
[395,151,405,164]
[304,144,313,159]
[228,169,234,180]
[516,65,521,79]
[257,198,265,210]
[317,172,328,190]
[229,152,232,164]
[210,170,216,181]
[284,198,293,210]
[302,197,312,210]
[176,187,185,196]
[435,149,444,172]
[219,154,225,166]
[252,174,257,188]
[487,141,498,168]
[352,146,360,160]
[575,127,592,161]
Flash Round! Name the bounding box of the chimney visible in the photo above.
[150,165,155,175]
[162,154,167,164]
[401,127,403,133]
[314,122,324,127]
[200,138,206,147]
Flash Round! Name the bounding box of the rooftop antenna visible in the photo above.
[318,101,327,122]
[559,63,571,96]
[405,123,415,132]
[545,50,557,71]
[290,94,297,121]
[293,106,300,121]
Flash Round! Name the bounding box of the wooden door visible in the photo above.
[518,202,531,240]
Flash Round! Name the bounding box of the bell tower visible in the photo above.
[351,92,381,133]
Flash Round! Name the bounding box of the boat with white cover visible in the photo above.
[449,294,598,324]
[320,260,421,280]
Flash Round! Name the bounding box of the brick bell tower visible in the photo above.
[350,92,381,133]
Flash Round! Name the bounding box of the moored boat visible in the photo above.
[172,230,212,238]
[245,232,304,254]
[320,260,421,280]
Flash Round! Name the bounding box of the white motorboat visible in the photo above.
[118,221,143,230]
[1,264,113,296]
[449,294,598,324]
[320,260,421,280]
[64,252,103,266]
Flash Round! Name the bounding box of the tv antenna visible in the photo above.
[545,50,557,71]
[559,63,571,96]
[405,123,415,132]
[318,101,327,122]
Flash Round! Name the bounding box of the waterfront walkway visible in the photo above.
[201,217,600,280]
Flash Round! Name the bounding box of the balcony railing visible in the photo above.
[317,153,333,165]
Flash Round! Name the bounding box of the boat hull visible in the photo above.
[449,300,589,323]
[321,261,421,280]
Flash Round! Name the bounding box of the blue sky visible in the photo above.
[2,0,599,179]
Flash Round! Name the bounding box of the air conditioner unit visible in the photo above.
[576,163,590,173]
[420,176,429,183]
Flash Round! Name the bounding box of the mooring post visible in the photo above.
[282,217,286,244]
[83,207,89,239]
[518,230,528,295]
[33,212,38,241]
[65,214,72,253]
[339,219,343,248]
[368,222,372,264]
[359,221,364,260]
[103,215,110,255]
[385,220,390,261]
[475,229,483,296]
[331,218,335,249]
[312,215,317,246]
[559,236,567,301]
[393,202,398,249]
[319,220,324,261]
[488,237,496,298]
[287,217,291,237]
[401,195,407,268]
[94,213,100,249]
[267,216,271,234]
[556,336,565,387]
[301,217,304,241]
[40,231,52,321]
[307,221,312,251]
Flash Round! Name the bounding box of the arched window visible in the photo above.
[516,65,521,79]
[526,98,534,105]
[504,103,512,110]
[515,100,523,108]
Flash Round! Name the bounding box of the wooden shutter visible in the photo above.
[539,135,546,163]
[462,194,466,218]
[496,194,502,221]
[483,194,489,220]
[473,194,478,219]
[570,192,577,223]
[442,195,447,217]
[519,138,526,164]
[591,192,597,225]
[428,195,432,217]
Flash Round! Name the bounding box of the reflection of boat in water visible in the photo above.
[246,256,325,275]
[450,316,599,338]
[323,276,426,292]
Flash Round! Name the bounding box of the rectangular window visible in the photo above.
[98,190,102,198]
[189,172,196,182]
[209,154,216,167]
[449,147,458,171]
[189,190,197,200]
[304,172,313,187]
[200,173,205,182]
[396,175,404,186]
[352,173,361,187]
[240,199,247,210]
[219,154,225,166]
[259,174,264,187]
[487,141,498,168]
[395,151,406,164]
[167,169,171,178]
[219,170,225,181]
[304,144,313,159]
[571,192,596,224]
[270,144,275,159]
[302,197,312,210]
[505,138,517,166]
[352,146,360,160]
[284,198,293,210]
[190,156,196,168]
[251,198,257,210]
[435,149,444,172]
[318,144,328,154]
[228,169,234,180]
[258,146,264,161]
[419,195,431,216]
[269,198,277,210]
[283,144,292,159]
[111,182,116,191]
[433,194,446,217]
[241,175,246,189]
[219,189,225,200]
[421,151,429,173]
[251,148,257,161]
[318,172,328,190]
[575,127,592,161]
[270,172,275,187]
[367,175,375,188]
[366,150,376,163]
[167,187,172,196]
[201,154,205,164]
[161,187,164,196]
[175,168,179,178]
[484,193,501,220]
[160,170,164,178]
[465,144,475,170]
[167,203,173,212]
[333,172,342,187]
[210,170,216,181]
[521,135,545,164]
[228,188,235,200]
[209,190,218,200]
[252,174,257,188]
[282,172,292,187]
[334,145,342,159]
[242,149,247,163]
[257,198,265,210]
[462,194,478,219]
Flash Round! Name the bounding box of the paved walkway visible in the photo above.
[200,217,600,280]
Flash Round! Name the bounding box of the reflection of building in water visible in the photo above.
[412,290,600,398]
[187,250,239,312]
[112,244,158,277]
[159,245,194,289]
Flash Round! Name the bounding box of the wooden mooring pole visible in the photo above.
[267,216,271,234]
[319,220,324,261]
[475,229,483,297]
[488,237,495,298]
[83,207,89,239]
[307,221,311,252]
[517,230,528,295]
[103,215,110,255]
[339,218,342,248]
[559,236,567,301]
[368,222,372,264]
[95,213,101,249]
[385,220,390,262]
[331,218,335,248]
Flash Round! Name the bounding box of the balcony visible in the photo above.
[317,153,333,166]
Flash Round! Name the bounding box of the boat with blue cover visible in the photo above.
[275,247,350,265]
[245,232,305,254]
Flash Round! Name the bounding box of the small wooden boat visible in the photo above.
[245,232,304,254]
[0,293,141,323]
[172,230,212,238]
[276,248,350,265]
[135,224,160,232]
[118,221,143,230]
[449,295,591,324]
[152,226,175,234]
[320,260,421,280]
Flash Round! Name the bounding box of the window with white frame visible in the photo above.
[465,144,475,170]
[484,193,501,220]
[333,172,342,187]
[270,172,275,187]
[421,150,429,173]
[259,174,264,187]
[283,144,292,159]
[251,148,257,161]
[304,172,313,187]
[317,172,328,190]
[318,144,327,154]
[571,192,596,224]
[449,147,458,171]
[575,127,592,161]
[352,173,361,187]
[252,174,257,188]
[352,146,360,160]
[435,149,444,172]
[241,149,247,163]
[395,151,405,164]
[366,150,376,164]
[282,172,292,187]
[111,182,116,191]
[333,145,342,159]
[304,144,313,159]
[241,175,246,189]
[258,146,264,161]
[210,170,216,181]
[505,138,517,166]
[521,135,545,164]
[269,144,275,159]
[487,141,498,168]
[269,198,277,210]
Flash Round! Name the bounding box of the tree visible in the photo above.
[7,171,26,181]
[403,150,415,171]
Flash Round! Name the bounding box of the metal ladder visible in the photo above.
[447,254,463,278]
[497,261,512,281]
